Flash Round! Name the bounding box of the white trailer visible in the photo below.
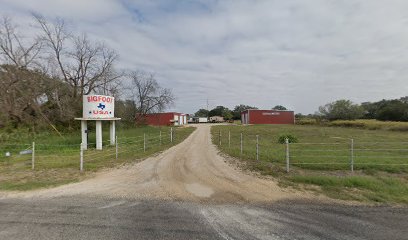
[198,117,208,123]
[193,117,208,123]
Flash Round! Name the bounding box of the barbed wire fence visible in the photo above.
[0,128,178,172]
[216,130,408,173]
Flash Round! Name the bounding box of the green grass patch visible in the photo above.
[212,124,408,204]
[0,125,195,191]
[289,175,408,203]
[211,124,408,172]
[0,179,78,191]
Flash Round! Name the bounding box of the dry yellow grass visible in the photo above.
[295,118,408,131]
[328,119,408,131]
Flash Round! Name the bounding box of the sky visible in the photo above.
[1,0,408,114]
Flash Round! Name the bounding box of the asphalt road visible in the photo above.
[0,197,407,240]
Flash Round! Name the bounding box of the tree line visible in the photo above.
[0,15,173,131]
[195,97,408,123]
[305,97,408,122]
[194,105,287,120]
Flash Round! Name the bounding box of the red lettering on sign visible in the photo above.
[87,96,113,103]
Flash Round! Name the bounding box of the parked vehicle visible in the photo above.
[209,116,224,123]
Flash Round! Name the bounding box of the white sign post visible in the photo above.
[75,95,120,150]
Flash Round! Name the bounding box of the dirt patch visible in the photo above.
[1,125,314,204]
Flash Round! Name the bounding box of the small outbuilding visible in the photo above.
[144,112,188,126]
[241,109,294,125]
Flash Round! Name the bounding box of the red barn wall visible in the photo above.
[145,113,175,126]
[242,110,294,124]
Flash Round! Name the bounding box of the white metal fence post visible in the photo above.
[285,138,290,173]
[80,143,84,172]
[228,130,231,148]
[144,133,146,152]
[115,136,118,160]
[219,130,221,146]
[256,135,259,161]
[32,141,35,170]
[171,127,173,143]
[240,132,243,155]
[350,138,354,172]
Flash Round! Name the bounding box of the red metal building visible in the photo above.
[241,109,295,124]
[144,112,187,126]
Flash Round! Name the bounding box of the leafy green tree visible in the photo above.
[209,106,233,120]
[194,109,209,117]
[209,106,224,117]
[318,99,364,121]
[272,105,287,110]
[232,104,257,120]
[361,98,408,121]
[361,102,379,119]
[223,110,233,120]
[400,96,408,104]
[376,100,408,121]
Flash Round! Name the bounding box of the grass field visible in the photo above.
[0,125,195,190]
[211,124,408,204]
[296,118,408,131]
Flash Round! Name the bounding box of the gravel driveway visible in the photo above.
[0,125,407,239]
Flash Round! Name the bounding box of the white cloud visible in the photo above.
[1,0,408,114]
[0,0,127,21]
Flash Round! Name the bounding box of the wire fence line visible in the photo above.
[215,130,408,173]
[0,127,180,172]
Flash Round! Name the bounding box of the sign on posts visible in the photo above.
[83,95,115,119]
[75,94,120,152]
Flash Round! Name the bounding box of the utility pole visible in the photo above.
[206,98,209,118]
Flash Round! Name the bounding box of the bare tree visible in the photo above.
[34,14,121,99]
[96,69,123,97]
[0,16,42,68]
[0,15,127,129]
[128,71,174,123]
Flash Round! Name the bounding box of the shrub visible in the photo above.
[327,119,408,131]
[278,134,298,144]
[328,120,367,128]
[296,118,317,125]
